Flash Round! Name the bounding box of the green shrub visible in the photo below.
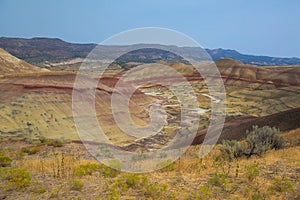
[33,186,47,194]
[113,174,148,191]
[46,139,64,147]
[221,126,285,159]
[144,183,168,199]
[109,173,173,199]
[209,171,229,187]
[245,125,285,156]
[244,162,260,182]
[74,163,119,178]
[199,185,213,199]
[0,168,31,190]
[220,140,245,160]
[74,163,100,176]
[0,153,12,167]
[107,185,121,200]
[101,165,119,178]
[70,179,84,191]
[120,174,148,189]
[21,146,40,155]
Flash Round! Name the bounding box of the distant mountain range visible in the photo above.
[0,37,300,67]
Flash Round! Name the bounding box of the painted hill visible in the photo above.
[0,73,156,145]
[0,48,48,76]
[215,58,300,86]
[0,51,155,145]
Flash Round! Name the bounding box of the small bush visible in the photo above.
[220,140,245,160]
[244,162,260,182]
[144,183,168,199]
[199,185,213,199]
[33,186,47,194]
[0,168,31,190]
[46,139,64,147]
[101,166,119,178]
[209,171,229,187]
[107,186,121,200]
[0,153,12,167]
[70,179,84,191]
[221,126,285,159]
[21,146,40,155]
[120,174,148,189]
[74,163,119,178]
[245,125,285,156]
[74,163,100,176]
[111,174,170,199]
[113,174,148,191]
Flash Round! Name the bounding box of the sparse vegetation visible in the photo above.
[74,163,100,176]
[269,177,294,193]
[70,179,84,191]
[31,181,47,194]
[0,153,12,167]
[21,146,40,155]
[0,168,31,190]
[144,183,168,199]
[74,162,119,178]
[46,139,64,147]
[209,170,229,188]
[0,138,298,199]
[244,162,260,182]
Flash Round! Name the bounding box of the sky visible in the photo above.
[0,0,299,57]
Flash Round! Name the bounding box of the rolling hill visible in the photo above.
[0,48,48,77]
[0,53,155,145]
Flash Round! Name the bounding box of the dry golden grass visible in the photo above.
[0,129,300,199]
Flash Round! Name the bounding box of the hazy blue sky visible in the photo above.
[0,0,299,57]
